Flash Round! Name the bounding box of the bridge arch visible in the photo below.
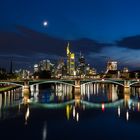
[0,81,23,87]
[129,81,140,87]
[81,79,124,87]
[30,80,75,87]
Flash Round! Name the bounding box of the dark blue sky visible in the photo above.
[1,0,140,72]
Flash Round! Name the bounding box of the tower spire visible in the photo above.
[67,42,70,55]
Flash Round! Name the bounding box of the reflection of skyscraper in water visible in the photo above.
[25,105,30,125]
[107,84,118,101]
[124,87,130,108]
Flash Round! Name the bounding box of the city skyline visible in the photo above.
[1,0,140,71]
[1,1,140,139]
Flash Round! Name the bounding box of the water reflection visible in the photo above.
[0,83,140,123]
[42,121,47,140]
[81,84,120,103]
[118,106,120,117]
[126,110,129,121]
[1,83,140,140]
[25,105,30,125]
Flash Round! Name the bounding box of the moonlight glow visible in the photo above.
[43,21,48,27]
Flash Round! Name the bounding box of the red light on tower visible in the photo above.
[102,103,105,112]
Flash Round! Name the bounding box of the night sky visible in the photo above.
[1,0,140,72]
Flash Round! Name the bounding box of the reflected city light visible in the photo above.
[76,113,79,122]
[132,103,135,111]
[0,94,2,119]
[73,106,75,118]
[18,104,21,112]
[102,103,105,112]
[126,111,129,121]
[138,102,140,111]
[42,121,47,140]
[124,92,130,108]
[118,106,120,117]
[66,105,70,120]
[25,106,30,125]
[83,104,86,110]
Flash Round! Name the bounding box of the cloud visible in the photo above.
[0,25,111,66]
[0,25,108,56]
[116,35,140,50]
[3,25,140,71]
[70,38,112,54]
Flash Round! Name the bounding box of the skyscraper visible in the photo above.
[78,52,86,75]
[107,61,117,71]
[66,43,75,75]
[39,59,51,71]
[34,64,39,73]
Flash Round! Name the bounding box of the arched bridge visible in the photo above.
[1,79,140,88]
[81,79,140,88]
[0,80,75,87]
[29,80,75,87]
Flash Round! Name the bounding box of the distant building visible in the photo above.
[85,64,96,76]
[77,52,86,75]
[22,69,30,79]
[39,59,51,71]
[123,67,129,73]
[66,43,75,75]
[34,64,39,73]
[107,61,117,71]
[56,58,65,78]
[15,69,30,79]
[106,70,119,78]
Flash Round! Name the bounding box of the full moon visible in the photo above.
[43,21,48,26]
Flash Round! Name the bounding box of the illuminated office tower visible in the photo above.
[34,64,39,73]
[107,61,117,71]
[78,52,86,75]
[66,43,75,75]
[39,59,51,71]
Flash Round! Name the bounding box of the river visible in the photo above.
[0,83,140,140]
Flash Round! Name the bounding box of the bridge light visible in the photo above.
[102,103,105,112]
